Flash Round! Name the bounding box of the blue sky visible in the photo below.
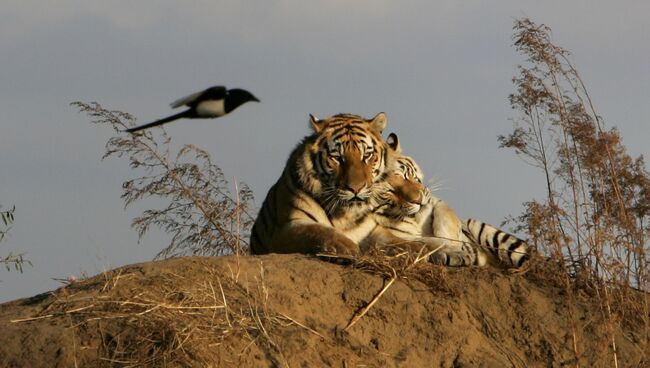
[1,1,648,302]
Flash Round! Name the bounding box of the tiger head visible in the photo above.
[303,113,390,214]
[373,133,431,220]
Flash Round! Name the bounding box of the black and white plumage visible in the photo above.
[126,86,259,133]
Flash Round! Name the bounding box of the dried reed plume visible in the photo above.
[500,18,650,365]
[72,102,254,257]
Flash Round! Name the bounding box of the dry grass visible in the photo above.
[8,250,458,366]
[319,247,454,297]
[315,246,455,334]
[10,262,325,367]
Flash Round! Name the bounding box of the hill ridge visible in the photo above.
[0,254,646,367]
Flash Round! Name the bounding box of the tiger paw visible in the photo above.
[319,235,360,256]
[429,250,474,267]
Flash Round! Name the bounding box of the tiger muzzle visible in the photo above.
[339,156,371,198]
[397,181,424,205]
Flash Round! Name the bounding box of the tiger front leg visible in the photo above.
[361,227,432,256]
[429,249,476,267]
[384,236,476,266]
[427,237,478,267]
[271,223,361,256]
[383,234,476,266]
[429,199,463,244]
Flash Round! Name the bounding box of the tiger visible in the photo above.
[250,113,394,256]
[363,133,529,268]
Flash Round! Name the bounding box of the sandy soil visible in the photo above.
[0,254,647,367]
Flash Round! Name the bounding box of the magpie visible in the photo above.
[126,86,259,133]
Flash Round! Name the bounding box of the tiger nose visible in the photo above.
[409,192,423,205]
[345,182,366,195]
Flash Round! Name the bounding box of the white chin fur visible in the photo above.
[338,189,370,202]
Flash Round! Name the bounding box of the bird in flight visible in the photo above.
[126,86,259,133]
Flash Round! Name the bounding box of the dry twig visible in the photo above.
[343,245,443,331]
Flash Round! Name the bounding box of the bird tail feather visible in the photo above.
[125,110,191,133]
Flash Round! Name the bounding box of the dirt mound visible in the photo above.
[0,254,647,367]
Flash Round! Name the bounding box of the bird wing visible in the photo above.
[169,86,227,108]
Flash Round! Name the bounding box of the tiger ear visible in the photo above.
[309,114,325,133]
[386,132,401,154]
[369,112,387,134]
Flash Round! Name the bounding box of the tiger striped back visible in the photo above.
[251,113,392,255]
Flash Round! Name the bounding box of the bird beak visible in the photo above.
[253,96,260,102]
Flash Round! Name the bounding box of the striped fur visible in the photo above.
[250,113,392,255]
[363,135,477,266]
[463,218,529,267]
[365,133,529,268]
